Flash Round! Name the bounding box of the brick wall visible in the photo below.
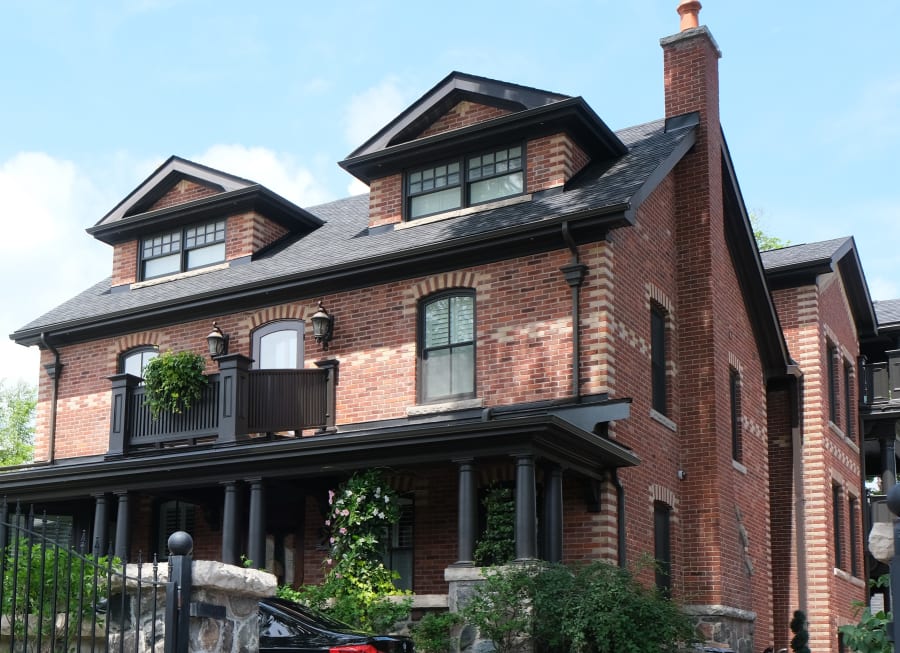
[417,101,511,138]
[111,241,138,287]
[148,179,220,211]
[225,211,289,260]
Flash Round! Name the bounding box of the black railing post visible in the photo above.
[164,531,193,653]
[314,358,340,433]
[107,373,141,457]
[889,349,900,401]
[215,354,252,445]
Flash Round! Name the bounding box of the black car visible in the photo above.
[259,597,415,653]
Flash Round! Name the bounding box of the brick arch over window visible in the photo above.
[116,332,164,353]
[410,271,482,301]
[246,304,307,331]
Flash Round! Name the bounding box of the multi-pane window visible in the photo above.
[651,305,667,415]
[844,361,854,440]
[141,219,226,279]
[419,291,475,403]
[832,484,843,569]
[156,500,196,559]
[654,501,672,595]
[120,346,159,379]
[827,342,838,424]
[407,145,524,220]
[730,369,742,462]
[848,495,859,576]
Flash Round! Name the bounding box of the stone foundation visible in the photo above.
[684,604,756,653]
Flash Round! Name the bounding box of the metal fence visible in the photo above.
[0,504,192,653]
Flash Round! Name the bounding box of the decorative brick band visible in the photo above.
[247,304,307,330]
[116,332,165,352]
[410,272,481,300]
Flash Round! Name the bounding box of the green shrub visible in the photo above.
[410,611,463,653]
[463,561,696,653]
[473,484,515,567]
[838,576,892,653]
[790,610,811,653]
[142,350,208,418]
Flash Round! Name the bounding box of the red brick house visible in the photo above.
[5,5,884,652]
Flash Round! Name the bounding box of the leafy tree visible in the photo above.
[750,211,790,251]
[474,484,515,566]
[0,380,35,466]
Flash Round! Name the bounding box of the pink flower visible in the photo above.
[340,509,350,516]
[339,527,347,535]
[329,537,335,544]
[325,558,333,566]
[324,519,331,526]
[328,490,334,505]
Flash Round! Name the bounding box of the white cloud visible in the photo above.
[195,145,331,207]
[343,78,409,147]
[346,177,369,196]
[0,152,113,386]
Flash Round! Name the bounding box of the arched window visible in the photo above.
[119,346,158,378]
[418,290,475,403]
[252,320,305,369]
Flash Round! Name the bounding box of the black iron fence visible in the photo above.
[0,504,193,653]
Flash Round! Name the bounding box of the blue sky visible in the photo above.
[1,1,898,385]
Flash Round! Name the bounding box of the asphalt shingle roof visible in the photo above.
[874,299,900,328]
[759,237,852,272]
[13,118,693,340]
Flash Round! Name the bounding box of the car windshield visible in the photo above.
[266,599,362,634]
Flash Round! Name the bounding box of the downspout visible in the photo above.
[560,222,587,401]
[787,363,807,613]
[39,333,62,464]
[611,469,627,568]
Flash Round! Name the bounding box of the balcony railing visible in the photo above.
[107,354,338,456]
[862,349,900,406]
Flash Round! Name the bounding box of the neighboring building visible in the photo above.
[4,4,890,653]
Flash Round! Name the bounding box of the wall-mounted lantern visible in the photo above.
[207,322,229,358]
[311,301,334,350]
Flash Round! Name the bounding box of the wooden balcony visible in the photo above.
[107,354,338,456]
[862,349,900,406]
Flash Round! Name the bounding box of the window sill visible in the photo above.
[732,460,747,475]
[827,421,859,452]
[396,194,533,230]
[649,409,677,432]
[407,398,483,417]
[833,567,865,588]
[131,261,229,289]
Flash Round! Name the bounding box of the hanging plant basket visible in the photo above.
[142,350,208,418]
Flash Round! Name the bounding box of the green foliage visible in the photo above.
[838,575,892,653]
[790,610,811,653]
[276,583,304,603]
[463,562,696,653]
[0,381,35,466]
[473,484,515,567]
[750,211,790,251]
[2,537,119,642]
[142,350,207,418]
[291,470,411,633]
[410,611,463,653]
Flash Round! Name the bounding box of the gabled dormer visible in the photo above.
[87,156,323,289]
[339,72,628,230]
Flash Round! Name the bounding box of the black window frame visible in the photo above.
[119,346,159,379]
[154,499,196,560]
[848,495,859,577]
[251,320,305,370]
[417,289,476,404]
[844,360,854,440]
[730,368,742,462]
[405,143,525,221]
[832,484,843,569]
[827,342,838,424]
[651,304,668,416]
[383,496,414,591]
[140,219,226,280]
[653,500,672,596]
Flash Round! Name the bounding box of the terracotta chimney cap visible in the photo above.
[677,0,702,31]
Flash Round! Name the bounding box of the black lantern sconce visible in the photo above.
[207,322,229,358]
[311,301,334,350]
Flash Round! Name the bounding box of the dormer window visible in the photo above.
[141,219,226,280]
[406,145,524,220]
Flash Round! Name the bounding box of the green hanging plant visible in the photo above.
[142,350,208,418]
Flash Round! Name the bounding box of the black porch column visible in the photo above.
[514,454,538,562]
[113,491,130,561]
[882,435,897,493]
[221,481,239,566]
[248,478,266,569]
[543,464,563,563]
[455,459,478,566]
[92,493,109,555]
